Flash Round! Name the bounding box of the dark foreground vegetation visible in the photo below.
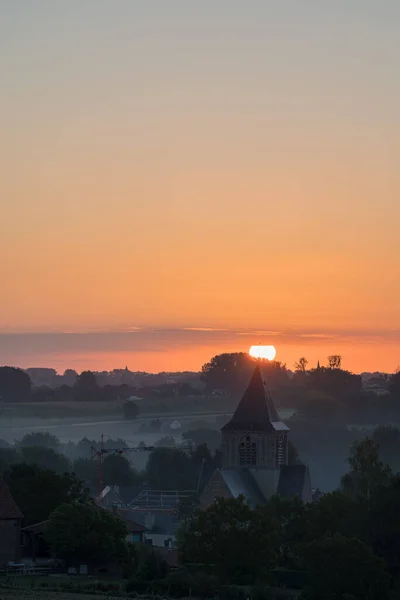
[1,436,400,599]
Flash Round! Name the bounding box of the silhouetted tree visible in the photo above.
[45,502,128,567]
[19,432,60,450]
[299,533,389,599]
[123,400,138,420]
[201,353,288,394]
[5,464,88,525]
[0,366,31,401]
[74,370,98,400]
[327,354,342,370]
[102,453,139,487]
[294,357,309,372]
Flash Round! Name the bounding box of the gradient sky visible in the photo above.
[1,1,400,373]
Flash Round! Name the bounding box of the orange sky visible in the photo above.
[1,2,400,373]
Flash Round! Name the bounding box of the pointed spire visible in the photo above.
[221,364,289,433]
[316,359,321,370]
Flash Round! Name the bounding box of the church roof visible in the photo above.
[221,364,289,433]
[0,476,23,520]
[277,465,310,499]
[220,469,265,508]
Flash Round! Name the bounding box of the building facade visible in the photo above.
[0,476,23,567]
[200,364,312,507]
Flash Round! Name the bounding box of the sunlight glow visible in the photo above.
[249,345,277,361]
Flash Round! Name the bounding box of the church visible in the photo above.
[200,364,312,507]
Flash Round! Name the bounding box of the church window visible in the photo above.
[239,436,257,466]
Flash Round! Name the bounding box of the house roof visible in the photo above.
[221,364,289,433]
[21,520,49,535]
[277,465,309,498]
[0,476,23,520]
[220,469,265,508]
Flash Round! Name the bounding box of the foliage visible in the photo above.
[72,457,98,491]
[102,453,140,487]
[178,495,280,583]
[45,502,128,566]
[201,353,288,393]
[20,445,71,474]
[0,366,31,401]
[327,354,342,370]
[4,463,89,525]
[146,447,196,490]
[74,370,99,401]
[123,400,139,420]
[19,432,60,449]
[298,533,389,599]
[341,438,392,501]
[294,357,309,372]
[130,543,168,580]
[299,391,346,424]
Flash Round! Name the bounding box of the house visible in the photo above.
[114,508,180,548]
[200,364,312,508]
[0,476,23,567]
[98,485,129,509]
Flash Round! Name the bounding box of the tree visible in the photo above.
[63,369,77,386]
[300,392,346,424]
[74,371,98,400]
[20,445,71,474]
[102,453,139,487]
[327,355,342,370]
[341,438,392,502]
[178,496,280,583]
[72,458,98,492]
[372,425,400,473]
[146,448,196,490]
[19,432,60,450]
[294,357,308,372]
[299,533,389,599]
[123,400,138,420]
[201,353,288,394]
[0,367,31,401]
[4,464,89,525]
[45,502,128,567]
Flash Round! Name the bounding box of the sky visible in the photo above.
[1,1,400,373]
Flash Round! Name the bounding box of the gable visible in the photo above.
[0,477,23,520]
[199,470,234,508]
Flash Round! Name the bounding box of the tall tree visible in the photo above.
[45,502,128,567]
[299,534,389,600]
[327,355,342,370]
[0,367,31,401]
[102,453,139,487]
[4,464,89,525]
[178,496,280,583]
[19,432,60,450]
[341,438,392,502]
[201,353,288,394]
[294,357,309,372]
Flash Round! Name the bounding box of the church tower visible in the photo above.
[220,364,289,497]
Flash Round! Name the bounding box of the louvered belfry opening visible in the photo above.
[239,435,257,466]
[221,364,290,470]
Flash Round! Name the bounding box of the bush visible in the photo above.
[123,400,139,420]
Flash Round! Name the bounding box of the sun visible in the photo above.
[249,345,277,361]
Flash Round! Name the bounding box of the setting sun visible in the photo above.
[249,345,277,361]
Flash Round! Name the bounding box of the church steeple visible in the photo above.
[221,364,288,433]
[221,364,289,472]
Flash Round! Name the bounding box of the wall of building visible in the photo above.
[222,431,287,470]
[144,533,175,548]
[0,520,21,567]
